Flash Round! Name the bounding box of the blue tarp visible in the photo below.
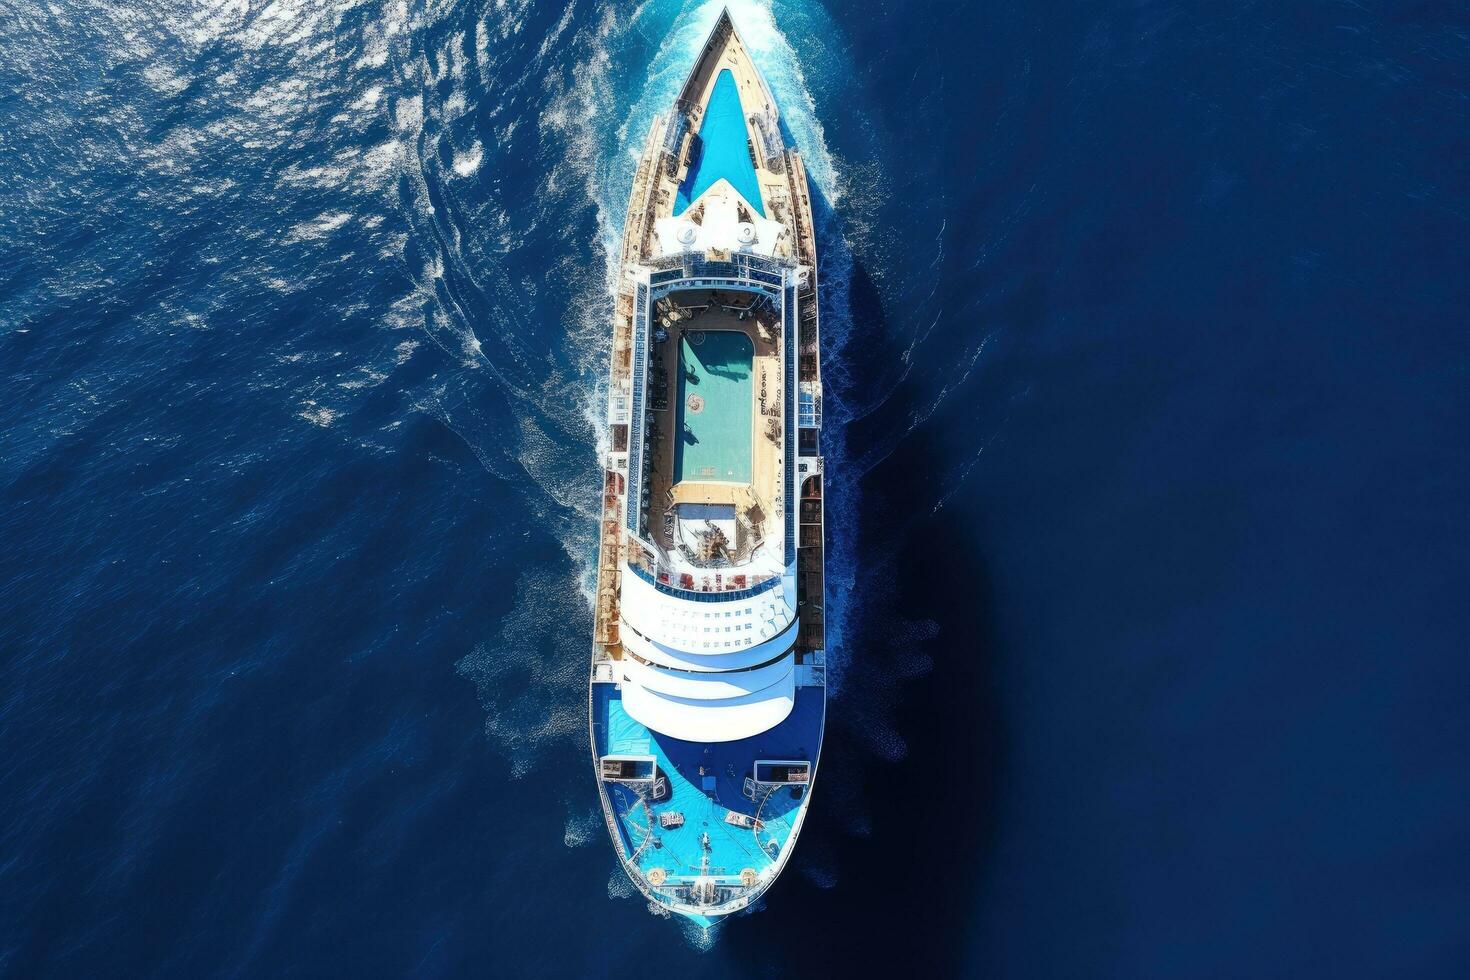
[674,69,766,217]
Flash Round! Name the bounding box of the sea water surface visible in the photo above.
[3,1,1468,976]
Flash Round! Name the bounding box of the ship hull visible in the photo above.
[589,9,827,923]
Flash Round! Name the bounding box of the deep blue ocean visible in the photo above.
[3,1,1468,976]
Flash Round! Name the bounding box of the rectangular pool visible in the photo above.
[675,329,753,485]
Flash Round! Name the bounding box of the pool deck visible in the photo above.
[593,684,823,894]
[644,293,784,559]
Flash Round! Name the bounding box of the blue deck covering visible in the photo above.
[674,69,766,217]
[593,684,821,883]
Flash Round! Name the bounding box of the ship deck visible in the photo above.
[593,684,821,888]
[643,290,784,569]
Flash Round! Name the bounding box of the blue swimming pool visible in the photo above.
[675,330,753,484]
[674,69,766,217]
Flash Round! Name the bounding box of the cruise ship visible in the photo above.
[589,10,827,924]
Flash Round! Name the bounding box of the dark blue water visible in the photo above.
[3,1,1467,976]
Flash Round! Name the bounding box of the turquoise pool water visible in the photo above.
[674,69,766,217]
[675,330,753,484]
